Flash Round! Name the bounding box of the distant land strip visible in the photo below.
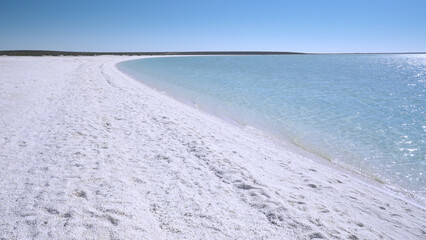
[0,50,303,56]
[0,50,425,56]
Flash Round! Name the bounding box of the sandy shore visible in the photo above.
[0,56,424,239]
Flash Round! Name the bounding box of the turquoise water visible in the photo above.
[118,55,425,199]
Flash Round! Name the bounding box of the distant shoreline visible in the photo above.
[0,50,425,56]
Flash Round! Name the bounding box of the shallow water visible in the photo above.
[118,54,425,199]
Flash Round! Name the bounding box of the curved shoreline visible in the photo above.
[116,56,425,207]
[0,56,424,239]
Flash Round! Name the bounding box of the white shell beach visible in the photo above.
[0,56,424,239]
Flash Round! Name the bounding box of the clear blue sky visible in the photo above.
[1,0,425,53]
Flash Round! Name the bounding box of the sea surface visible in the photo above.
[118,54,425,201]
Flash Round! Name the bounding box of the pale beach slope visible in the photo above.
[0,56,424,239]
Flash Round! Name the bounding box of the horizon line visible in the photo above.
[1,50,425,56]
